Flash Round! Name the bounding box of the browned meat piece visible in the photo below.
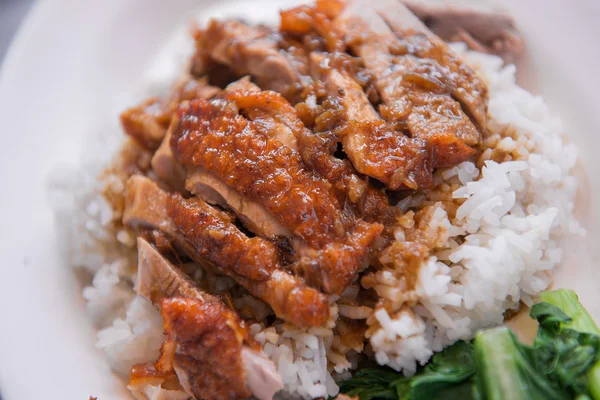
[136,236,211,303]
[161,297,250,400]
[290,217,383,293]
[223,82,301,150]
[295,127,399,225]
[330,0,484,169]
[295,126,372,204]
[224,78,399,225]
[123,175,176,237]
[198,20,299,95]
[173,95,340,247]
[134,238,283,400]
[121,77,220,152]
[404,91,480,167]
[151,117,187,192]
[186,167,292,238]
[280,0,346,52]
[120,97,166,151]
[168,193,279,284]
[223,76,261,92]
[150,78,220,191]
[123,176,329,328]
[402,0,524,63]
[161,77,221,123]
[184,79,294,238]
[133,293,263,400]
[341,119,434,187]
[373,0,488,129]
[123,175,208,264]
[171,95,383,293]
[168,193,330,327]
[311,53,433,190]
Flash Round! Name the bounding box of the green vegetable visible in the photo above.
[539,290,600,335]
[338,369,399,400]
[407,340,477,399]
[339,289,600,400]
[538,290,600,400]
[530,302,600,396]
[338,341,478,400]
[474,326,566,400]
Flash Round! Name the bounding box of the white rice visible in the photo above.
[366,43,584,373]
[50,40,584,399]
[251,307,342,399]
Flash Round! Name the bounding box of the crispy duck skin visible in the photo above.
[150,78,220,191]
[183,78,295,239]
[120,97,166,151]
[335,0,483,164]
[161,297,252,400]
[167,193,330,327]
[274,0,485,188]
[133,238,282,400]
[311,52,434,190]
[121,77,220,151]
[227,81,398,222]
[171,95,383,294]
[375,0,488,128]
[171,96,346,248]
[123,175,329,328]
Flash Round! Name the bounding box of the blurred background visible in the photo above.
[0,2,34,400]
[0,0,34,63]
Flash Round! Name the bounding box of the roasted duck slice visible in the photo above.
[120,97,166,151]
[185,167,293,238]
[374,0,487,128]
[333,0,484,167]
[311,52,433,190]
[151,118,187,192]
[123,176,329,328]
[170,94,382,294]
[274,0,485,188]
[184,79,294,239]
[196,20,300,95]
[121,77,220,151]
[401,0,524,62]
[133,238,282,400]
[150,78,220,191]
[224,73,398,223]
[167,193,330,327]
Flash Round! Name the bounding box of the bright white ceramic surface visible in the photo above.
[0,1,598,399]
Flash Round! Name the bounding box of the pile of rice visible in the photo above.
[50,41,584,399]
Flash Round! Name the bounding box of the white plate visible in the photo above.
[0,0,598,399]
